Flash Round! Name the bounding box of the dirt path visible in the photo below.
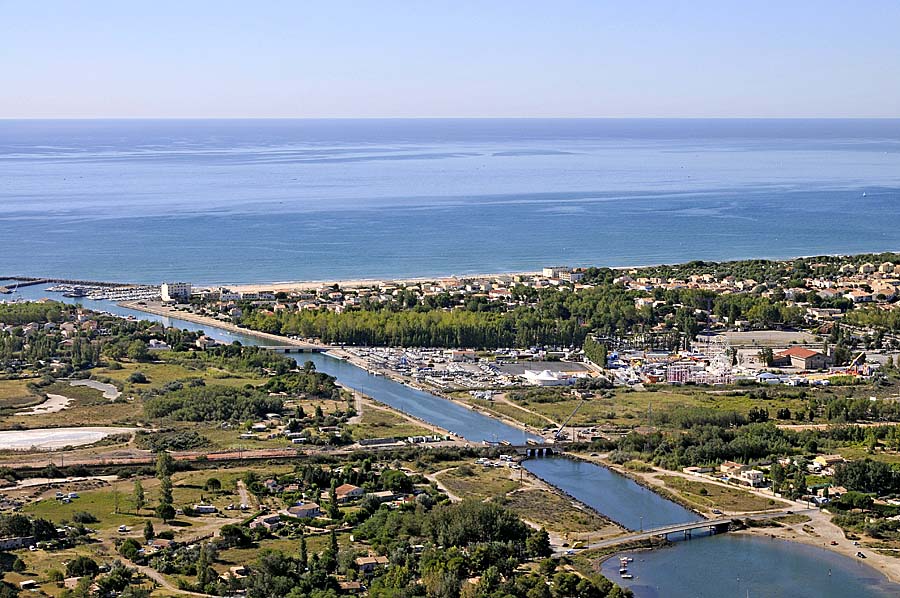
[135,562,214,597]
[426,467,462,501]
[236,480,256,509]
[493,392,558,427]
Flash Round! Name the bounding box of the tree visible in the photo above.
[295,535,307,571]
[159,476,173,509]
[133,480,145,512]
[155,503,175,523]
[204,477,222,492]
[757,347,775,367]
[197,543,215,589]
[156,451,174,479]
[127,340,150,362]
[220,524,253,548]
[328,480,340,519]
[525,528,552,558]
[770,462,786,493]
[143,520,155,541]
[66,556,99,578]
[119,537,143,561]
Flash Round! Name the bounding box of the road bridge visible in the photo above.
[583,509,817,551]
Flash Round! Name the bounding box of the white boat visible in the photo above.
[621,573,633,579]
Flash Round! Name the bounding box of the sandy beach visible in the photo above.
[214,270,542,293]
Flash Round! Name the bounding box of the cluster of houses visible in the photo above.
[614,260,900,305]
[163,266,598,321]
[683,454,850,501]
[249,478,413,534]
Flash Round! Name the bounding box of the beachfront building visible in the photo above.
[542,266,570,279]
[161,282,192,302]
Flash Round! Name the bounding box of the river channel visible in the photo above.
[9,284,900,596]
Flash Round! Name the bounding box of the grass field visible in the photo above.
[436,465,521,501]
[348,406,431,440]
[0,378,42,411]
[0,380,145,430]
[96,360,265,397]
[24,475,241,535]
[499,488,615,533]
[467,397,551,428]
[508,387,815,429]
[657,475,786,512]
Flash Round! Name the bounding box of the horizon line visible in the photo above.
[2,116,900,121]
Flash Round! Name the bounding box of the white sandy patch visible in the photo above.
[0,427,136,450]
[15,394,73,415]
[69,379,121,400]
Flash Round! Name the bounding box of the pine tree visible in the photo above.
[133,480,145,513]
[299,533,308,569]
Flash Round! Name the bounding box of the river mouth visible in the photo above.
[602,533,900,598]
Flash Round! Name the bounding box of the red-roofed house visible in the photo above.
[774,347,830,370]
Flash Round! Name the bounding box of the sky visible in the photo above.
[2,1,899,119]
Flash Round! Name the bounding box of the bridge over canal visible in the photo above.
[583,508,818,551]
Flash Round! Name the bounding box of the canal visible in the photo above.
[10,285,900,597]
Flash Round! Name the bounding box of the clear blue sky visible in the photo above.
[2,1,899,118]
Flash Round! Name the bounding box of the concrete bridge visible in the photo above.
[583,508,817,551]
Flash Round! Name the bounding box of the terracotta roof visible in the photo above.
[776,347,822,359]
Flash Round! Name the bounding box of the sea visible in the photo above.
[2,118,900,284]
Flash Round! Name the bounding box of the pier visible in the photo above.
[1,276,139,288]
[260,344,329,353]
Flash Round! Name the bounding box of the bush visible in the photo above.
[128,371,148,384]
[71,511,99,524]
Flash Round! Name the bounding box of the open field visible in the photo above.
[436,465,521,501]
[0,381,142,430]
[500,488,615,534]
[0,378,42,411]
[348,405,431,440]
[508,388,816,429]
[467,397,551,428]
[657,475,787,513]
[96,360,266,396]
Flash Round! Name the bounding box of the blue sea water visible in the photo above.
[2,119,899,283]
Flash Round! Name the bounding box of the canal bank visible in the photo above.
[9,284,900,595]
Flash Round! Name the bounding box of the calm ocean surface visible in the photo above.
[2,119,900,284]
